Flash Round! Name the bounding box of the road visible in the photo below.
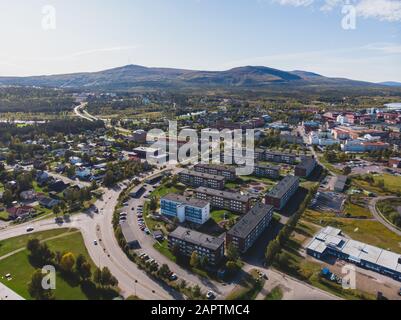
[126,183,235,299]
[368,196,401,236]
[0,180,177,300]
[0,282,24,300]
[74,103,98,122]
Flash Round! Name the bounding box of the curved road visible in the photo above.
[0,185,176,300]
[368,196,401,237]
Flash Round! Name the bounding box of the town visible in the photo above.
[1,88,401,301]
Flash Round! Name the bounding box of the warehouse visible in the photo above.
[307,227,401,281]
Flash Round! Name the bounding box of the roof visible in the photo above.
[267,175,299,198]
[162,193,209,208]
[194,163,236,173]
[334,175,348,191]
[227,203,274,239]
[169,226,224,251]
[120,222,137,244]
[307,227,401,273]
[296,156,316,170]
[195,187,250,202]
[179,169,225,181]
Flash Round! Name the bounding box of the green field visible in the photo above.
[0,229,96,300]
[352,174,401,196]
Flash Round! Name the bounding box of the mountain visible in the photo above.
[378,81,401,87]
[0,64,391,91]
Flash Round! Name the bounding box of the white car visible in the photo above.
[206,291,216,300]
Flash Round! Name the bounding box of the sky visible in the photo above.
[0,0,400,82]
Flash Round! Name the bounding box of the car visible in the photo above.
[170,274,178,281]
[206,291,216,300]
[120,217,127,221]
[144,228,150,234]
[26,227,34,232]
[94,240,98,245]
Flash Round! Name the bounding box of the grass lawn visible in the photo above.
[304,209,401,253]
[151,182,185,198]
[210,210,238,224]
[264,286,283,300]
[376,198,401,230]
[352,174,401,196]
[0,229,96,300]
[343,201,372,218]
[226,269,265,300]
[0,210,9,221]
[153,240,176,263]
[0,229,78,257]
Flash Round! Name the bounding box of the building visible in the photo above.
[160,194,210,225]
[132,147,160,159]
[333,175,348,192]
[194,163,236,181]
[131,130,147,143]
[389,157,401,168]
[226,203,274,254]
[194,187,251,214]
[264,151,296,164]
[129,185,145,198]
[306,227,401,281]
[265,175,300,210]
[168,226,225,266]
[120,222,139,249]
[341,140,390,152]
[178,169,225,190]
[295,156,317,178]
[253,164,280,179]
[308,131,339,146]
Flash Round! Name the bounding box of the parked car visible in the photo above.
[206,291,216,300]
[26,227,34,232]
[170,274,178,281]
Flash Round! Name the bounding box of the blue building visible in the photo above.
[160,194,210,225]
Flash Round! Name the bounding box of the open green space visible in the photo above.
[225,269,265,300]
[0,229,97,300]
[264,286,283,300]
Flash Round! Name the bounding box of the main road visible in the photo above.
[0,170,181,300]
[368,196,401,237]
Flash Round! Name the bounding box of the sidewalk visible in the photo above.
[0,282,24,300]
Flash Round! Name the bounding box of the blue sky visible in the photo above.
[0,0,400,82]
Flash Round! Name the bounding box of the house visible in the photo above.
[48,180,69,193]
[38,196,60,209]
[7,206,35,221]
[20,190,37,201]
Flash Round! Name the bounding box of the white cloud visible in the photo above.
[272,0,401,22]
[273,0,315,6]
[355,0,401,22]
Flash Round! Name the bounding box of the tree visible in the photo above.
[28,269,55,300]
[190,252,200,269]
[226,244,240,262]
[158,264,171,279]
[53,205,61,217]
[75,254,92,280]
[2,189,13,206]
[343,166,352,175]
[93,267,102,284]
[103,170,115,187]
[60,252,76,273]
[265,239,280,266]
[192,285,201,298]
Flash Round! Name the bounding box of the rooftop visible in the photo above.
[169,226,224,251]
[267,175,299,198]
[195,187,250,202]
[179,169,226,181]
[194,163,236,173]
[227,203,273,238]
[162,193,209,208]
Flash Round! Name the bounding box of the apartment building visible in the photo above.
[178,169,225,190]
[295,156,317,178]
[168,226,225,266]
[253,164,280,179]
[226,203,274,254]
[264,151,296,164]
[194,187,251,214]
[194,163,236,181]
[160,194,210,225]
[265,175,300,210]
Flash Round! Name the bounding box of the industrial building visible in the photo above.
[307,227,401,281]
